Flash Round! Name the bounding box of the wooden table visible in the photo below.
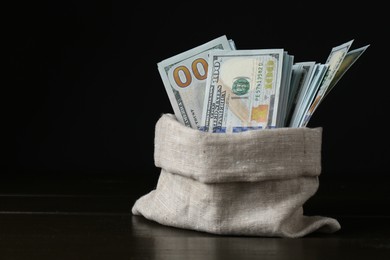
[1,172,389,259]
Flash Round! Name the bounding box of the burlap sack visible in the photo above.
[132,113,341,238]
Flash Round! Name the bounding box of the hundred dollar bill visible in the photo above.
[295,64,329,127]
[277,52,294,127]
[301,40,354,126]
[285,61,316,126]
[300,44,369,127]
[157,35,233,129]
[323,44,370,99]
[200,49,284,133]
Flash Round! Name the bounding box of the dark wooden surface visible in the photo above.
[1,172,390,260]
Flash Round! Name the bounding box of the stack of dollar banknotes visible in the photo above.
[158,35,369,133]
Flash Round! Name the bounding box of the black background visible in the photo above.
[5,1,389,187]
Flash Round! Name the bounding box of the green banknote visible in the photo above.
[200,49,285,133]
[157,35,234,129]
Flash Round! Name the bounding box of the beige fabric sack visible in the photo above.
[132,113,341,238]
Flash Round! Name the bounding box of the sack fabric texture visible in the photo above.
[132,113,341,238]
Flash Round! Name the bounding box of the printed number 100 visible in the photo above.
[172,58,208,89]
